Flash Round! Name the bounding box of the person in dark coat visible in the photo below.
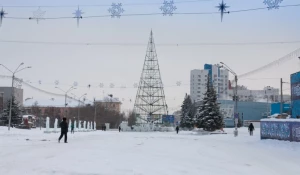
[71,121,74,134]
[248,123,255,136]
[58,117,68,143]
[176,126,179,134]
[119,126,121,132]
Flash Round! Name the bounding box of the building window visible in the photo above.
[198,87,201,89]
[198,83,201,85]
[197,95,201,97]
[198,79,201,81]
[198,75,201,77]
[197,91,200,93]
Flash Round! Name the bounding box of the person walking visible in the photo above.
[119,126,121,132]
[71,121,74,134]
[58,117,68,143]
[176,126,179,134]
[248,123,255,136]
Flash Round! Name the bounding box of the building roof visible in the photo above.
[95,97,121,103]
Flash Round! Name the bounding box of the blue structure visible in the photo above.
[261,119,300,142]
[162,115,175,124]
[271,103,290,115]
[218,100,269,127]
[291,72,300,118]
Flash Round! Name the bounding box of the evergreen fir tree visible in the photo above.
[195,76,224,131]
[2,96,22,125]
[180,94,194,128]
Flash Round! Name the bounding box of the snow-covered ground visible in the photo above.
[0,127,299,175]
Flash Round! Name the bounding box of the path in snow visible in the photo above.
[0,127,299,175]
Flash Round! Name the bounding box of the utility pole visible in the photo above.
[280,78,283,115]
[94,98,96,129]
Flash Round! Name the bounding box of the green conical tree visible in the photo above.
[180,94,194,128]
[195,76,224,131]
[3,96,22,125]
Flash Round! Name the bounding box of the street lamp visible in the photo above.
[55,86,76,118]
[0,63,31,131]
[72,93,87,126]
[220,62,239,137]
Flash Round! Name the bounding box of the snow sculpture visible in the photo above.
[44,117,50,133]
[94,121,96,131]
[68,119,71,131]
[78,120,81,132]
[53,118,58,133]
[83,121,86,132]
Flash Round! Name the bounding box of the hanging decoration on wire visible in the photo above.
[263,0,283,10]
[216,0,229,22]
[110,83,115,88]
[133,83,138,88]
[87,84,91,89]
[73,6,84,27]
[54,80,59,86]
[108,3,124,18]
[50,98,55,101]
[99,83,104,88]
[29,7,46,24]
[176,81,181,86]
[160,0,177,16]
[73,81,78,87]
[38,80,42,85]
[0,7,7,27]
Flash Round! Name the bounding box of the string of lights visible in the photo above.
[0,2,299,27]
[1,0,212,8]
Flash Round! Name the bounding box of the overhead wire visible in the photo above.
[1,3,300,20]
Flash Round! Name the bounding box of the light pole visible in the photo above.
[94,98,96,130]
[72,93,87,127]
[55,86,76,118]
[0,63,31,131]
[220,62,238,137]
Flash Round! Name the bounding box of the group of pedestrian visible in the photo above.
[57,118,256,144]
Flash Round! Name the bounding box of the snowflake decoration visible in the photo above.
[160,1,177,16]
[108,3,124,18]
[55,80,59,85]
[73,81,78,87]
[176,81,181,86]
[133,83,138,88]
[0,7,7,27]
[110,83,115,88]
[50,98,55,101]
[29,7,46,24]
[99,83,104,88]
[38,80,42,85]
[216,0,229,22]
[73,6,84,27]
[87,84,91,89]
[263,0,283,10]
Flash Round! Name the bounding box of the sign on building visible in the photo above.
[291,72,300,118]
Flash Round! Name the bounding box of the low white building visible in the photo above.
[227,86,280,102]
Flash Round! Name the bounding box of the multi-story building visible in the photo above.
[0,87,23,106]
[227,86,280,102]
[94,97,122,113]
[190,64,229,102]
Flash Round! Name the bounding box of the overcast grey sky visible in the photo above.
[1,0,300,113]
